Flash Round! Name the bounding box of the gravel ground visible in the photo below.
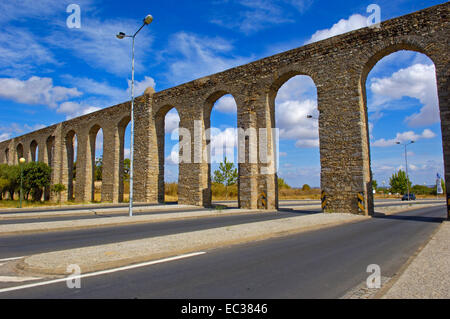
[381,221,450,299]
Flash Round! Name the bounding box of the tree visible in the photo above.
[51,184,66,205]
[302,184,311,191]
[123,158,131,182]
[389,170,412,195]
[412,185,433,195]
[22,162,52,201]
[0,177,9,200]
[95,157,103,181]
[213,157,238,200]
[442,178,446,193]
[0,164,20,200]
[372,180,378,192]
[278,178,291,190]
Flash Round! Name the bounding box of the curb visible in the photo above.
[0,209,275,236]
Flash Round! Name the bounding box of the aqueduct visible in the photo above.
[0,3,448,216]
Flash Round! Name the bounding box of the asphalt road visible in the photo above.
[0,199,443,224]
[0,205,446,299]
[0,210,313,259]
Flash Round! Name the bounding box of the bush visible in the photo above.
[0,164,19,200]
[22,162,52,201]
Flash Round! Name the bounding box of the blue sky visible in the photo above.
[0,0,445,188]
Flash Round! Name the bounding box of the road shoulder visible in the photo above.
[378,221,450,299]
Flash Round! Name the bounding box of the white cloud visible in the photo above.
[372,129,436,147]
[165,110,180,134]
[209,128,238,163]
[58,101,101,120]
[214,95,237,114]
[0,123,47,142]
[0,133,10,142]
[276,99,319,148]
[275,75,319,148]
[369,63,439,127]
[0,76,81,108]
[164,32,252,85]
[306,14,368,44]
[0,27,58,77]
[46,17,154,76]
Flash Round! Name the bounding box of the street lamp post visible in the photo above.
[396,141,415,201]
[117,14,153,217]
[19,157,26,208]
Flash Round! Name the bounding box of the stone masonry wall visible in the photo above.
[0,3,448,215]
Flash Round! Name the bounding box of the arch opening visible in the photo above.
[30,140,38,162]
[362,49,446,212]
[65,131,77,201]
[89,125,103,202]
[272,74,321,207]
[118,116,131,203]
[16,143,24,162]
[206,92,239,206]
[158,106,180,204]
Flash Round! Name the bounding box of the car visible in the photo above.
[402,193,416,201]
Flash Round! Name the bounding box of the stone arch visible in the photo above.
[359,40,438,107]
[46,136,55,167]
[4,148,9,164]
[16,143,24,162]
[65,130,77,201]
[359,41,445,214]
[268,70,318,107]
[88,124,103,202]
[118,115,131,202]
[154,104,180,203]
[203,90,239,206]
[30,140,38,162]
[266,72,320,210]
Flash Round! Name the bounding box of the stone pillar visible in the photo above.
[178,111,210,207]
[50,125,63,202]
[117,117,130,203]
[435,62,450,219]
[256,95,278,210]
[319,77,373,215]
[237,109,258,210]
[134,88,160,203]
[74,132,92,202]
[102,126,120,203]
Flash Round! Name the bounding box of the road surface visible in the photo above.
[0,205,446,298]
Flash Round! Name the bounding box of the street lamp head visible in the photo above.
[19,157,26,164]
[411,141,415,144]
[396,142,401,145]
[307,115,314,119]
[116,32,126,39]
[143,14,153,25]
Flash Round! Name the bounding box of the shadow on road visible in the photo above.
[372,212,445,224]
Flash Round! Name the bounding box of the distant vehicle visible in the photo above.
[402,194,416,201]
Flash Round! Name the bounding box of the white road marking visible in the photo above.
[0,276,42,283]
[0,263,4,267]
[0,257,24,262]
[0,252,206,294]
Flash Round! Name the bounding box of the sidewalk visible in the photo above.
[380,221,450,299]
